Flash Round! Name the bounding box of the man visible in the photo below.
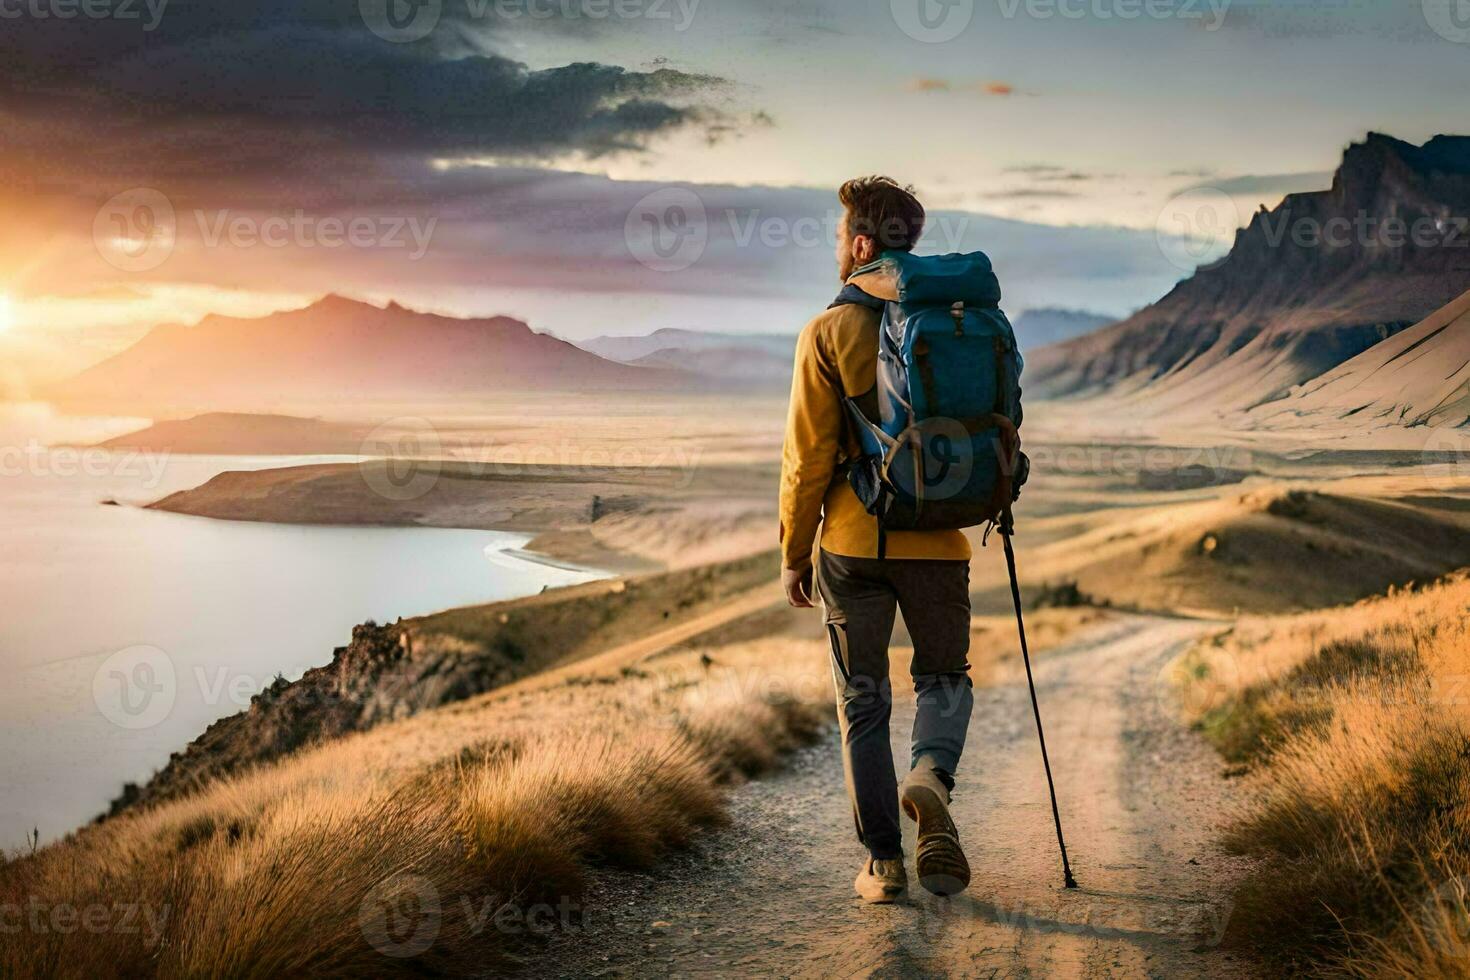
[780,176,974,904]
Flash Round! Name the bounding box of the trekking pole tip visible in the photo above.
[1064,872,1079,889]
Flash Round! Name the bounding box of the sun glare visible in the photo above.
[0,295,13,334]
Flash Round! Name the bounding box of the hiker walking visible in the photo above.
[780,176,1055,903]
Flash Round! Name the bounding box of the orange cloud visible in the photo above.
[907,77,951,92]
[906,78,1019,97]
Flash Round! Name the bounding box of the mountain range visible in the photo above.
[1028,133,1470,419]
[47,296,682,414]
[44,133,1470,434]
[1010,308,1115,350]
[578,328,797,388]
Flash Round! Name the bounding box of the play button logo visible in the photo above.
[361,0,443,43]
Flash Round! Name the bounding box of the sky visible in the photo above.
[0,0,1467,395]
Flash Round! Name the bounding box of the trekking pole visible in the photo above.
[999,509,1079,890]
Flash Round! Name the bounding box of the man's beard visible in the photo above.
[837,247,855,282]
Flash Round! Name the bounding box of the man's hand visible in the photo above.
[783,564,814,608]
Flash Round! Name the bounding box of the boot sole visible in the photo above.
[901,784,971,897]
[860,885,906,905]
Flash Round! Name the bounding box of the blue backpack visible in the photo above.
[831,250,1027,555]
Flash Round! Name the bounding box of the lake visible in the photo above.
[0,449,603,848]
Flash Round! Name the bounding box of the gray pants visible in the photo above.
[815,549,974,861]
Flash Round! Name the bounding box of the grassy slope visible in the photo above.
[1022,485,1470,616]
[103,549,782,819]
[1172,574,1470,975]
[0,637,831,977]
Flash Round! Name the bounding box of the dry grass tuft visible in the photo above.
[0,639,829,978]
[1174,572,1470,975]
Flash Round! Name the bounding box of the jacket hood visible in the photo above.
[846,267,899,302]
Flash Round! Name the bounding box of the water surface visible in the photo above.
[0,451,601,847]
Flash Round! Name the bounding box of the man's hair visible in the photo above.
[838,176,925,252]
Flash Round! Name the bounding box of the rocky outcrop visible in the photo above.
[1030,134,1470,417]
[102,549,778,819]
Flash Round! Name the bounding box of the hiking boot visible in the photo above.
[854,856,907,904]
[901,758,971,897]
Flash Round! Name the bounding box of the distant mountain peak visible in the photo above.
[47,297,684,414]
[1028,132,1470,419]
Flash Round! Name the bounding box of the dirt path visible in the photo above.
[527,614,1254,978]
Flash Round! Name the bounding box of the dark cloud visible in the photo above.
[1002,164,1067,175]
[0,0,732,191]
[1176,171,1335,196]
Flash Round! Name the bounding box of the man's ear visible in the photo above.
[852,233,877,266]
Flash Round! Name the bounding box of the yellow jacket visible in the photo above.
[778,269,971,570]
